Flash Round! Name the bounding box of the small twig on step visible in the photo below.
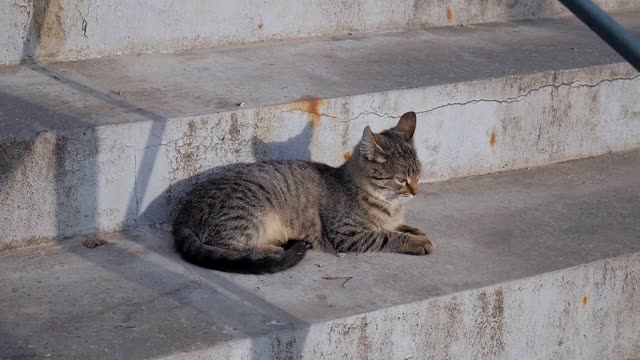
[321,275,353,287]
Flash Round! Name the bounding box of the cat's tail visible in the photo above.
[173,227,308,274]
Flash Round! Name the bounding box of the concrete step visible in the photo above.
[1,151,639,359]
[2,1,639,65]
[1,12,640,250]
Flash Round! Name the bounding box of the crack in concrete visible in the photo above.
[70,2,92,38]
[280,108,341,120]
[345,74,640,122]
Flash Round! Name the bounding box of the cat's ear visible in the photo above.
[360,126,386,163]
[393,111,417,141]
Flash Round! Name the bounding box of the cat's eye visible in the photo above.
[395,178,407,185]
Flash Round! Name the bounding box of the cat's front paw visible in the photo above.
[402,235,435,255]
[396,224,426,236]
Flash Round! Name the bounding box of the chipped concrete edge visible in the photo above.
[166,251,640,360]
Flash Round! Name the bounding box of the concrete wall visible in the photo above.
[1,63,639,249]
[165,253,640,359]
[2,0,638,65]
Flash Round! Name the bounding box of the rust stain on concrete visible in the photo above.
[489,130,497,153]
[291,95,325,127]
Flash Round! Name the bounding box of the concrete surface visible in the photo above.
[1,150,639,359]
[2,0,639,64]
[1,13,640,248]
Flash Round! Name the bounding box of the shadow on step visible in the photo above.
[0,330,40,359]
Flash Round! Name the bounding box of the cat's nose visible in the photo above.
[408,182,419,196]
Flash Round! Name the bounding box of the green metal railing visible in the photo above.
[560,0,640,71]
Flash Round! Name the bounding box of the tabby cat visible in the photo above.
[173,111,434,274]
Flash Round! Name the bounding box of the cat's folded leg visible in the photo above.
[333,230,434,255]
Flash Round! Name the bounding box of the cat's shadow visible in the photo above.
[140,121,313,226]
[251,121,312,162]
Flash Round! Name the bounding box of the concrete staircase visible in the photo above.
[1,1,640,359]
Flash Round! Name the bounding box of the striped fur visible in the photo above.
[173,112,433,274]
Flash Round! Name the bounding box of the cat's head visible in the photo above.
[356,111,422,200]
